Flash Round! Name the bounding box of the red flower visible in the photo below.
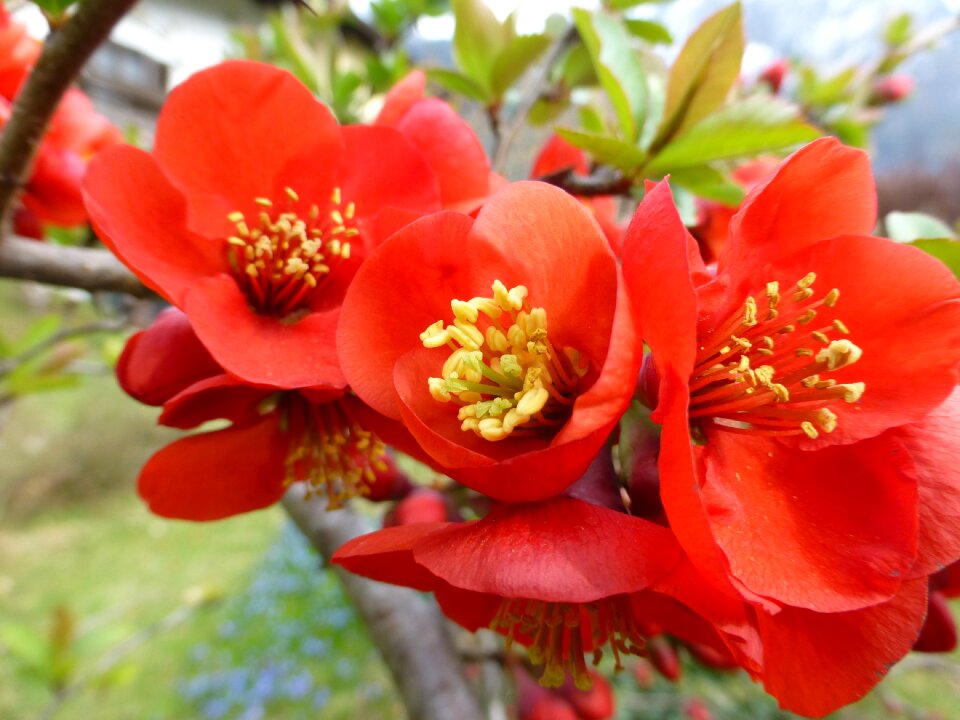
[335,496,702,688]
[623,137,960,715]
[376,70,496,212]
[119,308,413,519]
[514,664,614,720]
[530,135,623,255]
[0,7,120,237]
[84,60,445,389]
[337,181,640,501]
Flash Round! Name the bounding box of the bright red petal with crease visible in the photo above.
[184,274,346,390]
[393,97,490,209]
[434,584,503,632]
[758,578,927,718]
[158,375,272,429]
[337,211,487,418]
[332,522,449,592]
[339,124,441,246]
[622,181,735,588]
[721,137,876,285]
[761,235,960,446]
[84,146,223,303]
[117,308,222,406]
[413,497,681,602]
[153,60,343,236]
[470,182,618,370]
[702,431,918,611]
[890,388,960,576]
[138,415,288,520]
[375,70,426,126]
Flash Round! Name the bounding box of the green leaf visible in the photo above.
[796,66,855,107]
[578,105,607,135]
[558,43,598,88]
[669,166,746,205]
[451,0,504,97]
[555,127,647,172]
[0,622,46,672]
[9,314,61,357]
[491,33,551,97]
[572,9,647,142]
[31,0,77,14]
[653,2,743,147]
[885,211,956,243]
[425,68,489,102]
[646,97,820,172]
[885,13,913,47]
[624,19,673,45]
[910,239,960,278]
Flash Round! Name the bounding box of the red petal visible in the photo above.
[152,61,343,237]
[22,146,87,226]
[413,497,681,602]
[391,97,490,209]
[530,135,589,178]
[337,210,482,418]
[764,235,960,445]
[757,578,928,717]
[184,274,346,390]
[722,137,876,282]
[375,70,426,126]
[890,388,960,575]
[117,308,223,406]
[623,181,735,587]
[339,124,441,247]
[332,521,450,591]
[158,375,272,429]
[702,431,918,611]
[138,415,288,520]
[84,146,224,303]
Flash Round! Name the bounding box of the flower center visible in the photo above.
[689,272,865,439]
[420,280,588,442]
[491,596,643,691]
[225,186,358,317]
[280,395,387,509]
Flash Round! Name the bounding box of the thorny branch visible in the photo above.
[0,0,139,232]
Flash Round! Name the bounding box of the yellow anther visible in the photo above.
[766,308,779,321]
[778,324,795,334]
[795,348,814,357]
[344,229,359,238]
[345,202,355,219]
[516,385,549,417]
[441,349,469,379]
[797,272,817,290]
[227,211,245,223]
[255,197,273,207]
[470,297,503,319]
[757,348,774,356]
[816,340,863,371]
[485,326,510,353]
[833,319,850,334]
[227,236,247,247]
[817,408,838,433]
[771,384,790,402]
[285,187,299,203]
[793,288,815,302]
[743,296,758,326]
[245,264,259,277]
[824,288,840,307]
[798,309,817,325]
[304,274,318,288]
[447,324,482,350]
[731,335,752,350]
[812,331,830,344]
[331,187,341,205]
[341,243,352,257]
[452,299,479,324]
[331,210,344,226]
[836,382,865,403]
[419,320,448,346]
[766,281,780,308]
[802,374,820,388]
[801,421,819,439]
[762,336,775,349]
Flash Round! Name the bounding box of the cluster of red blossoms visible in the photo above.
[83,61,960,717]
[0,6,120,238]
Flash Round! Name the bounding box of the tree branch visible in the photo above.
[536,166,632,196]
[282,489,486,720]
[0,236,152,296]
[0,0,139,230]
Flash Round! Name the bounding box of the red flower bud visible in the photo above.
[394,489,449,525]
[758,59,789,93]
[870,74,915,105]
